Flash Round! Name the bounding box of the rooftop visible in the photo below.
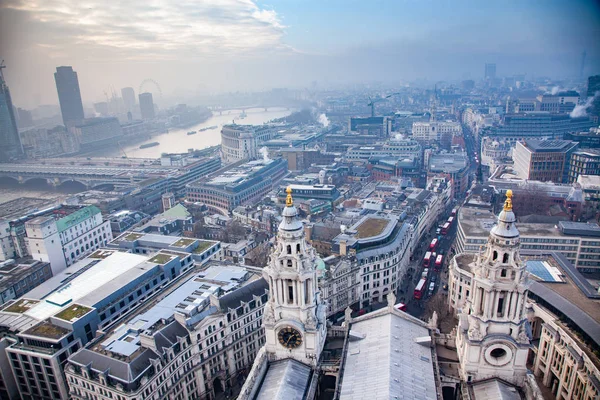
[522,139,578,153]
[54,304,92,322]
[2,299,40,314]
[339,309,437,400]
[0,260,50,293]
[0,197,57,222]
[23,320,70,340]
[355,217,390,238]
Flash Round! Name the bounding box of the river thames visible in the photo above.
[91,107,292,158]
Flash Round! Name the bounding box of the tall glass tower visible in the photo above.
[0,62,24,161]
[54,66,85,127]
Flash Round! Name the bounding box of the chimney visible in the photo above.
[340,240,347,256]
[305,224,313,242]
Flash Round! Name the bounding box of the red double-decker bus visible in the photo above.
[435,254,443,271]
[447,216,454,225]
[423,251,432,267]
[451,208,457,216]
[441,222,451,235]
[429,238,438,250]
[414,278,427,300]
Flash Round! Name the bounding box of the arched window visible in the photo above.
[493,251,498,261]
[296,243,301,253]
[287,260,293,268]
[503,253,509,263]
[287,245,292,255]
[500,269,507,277]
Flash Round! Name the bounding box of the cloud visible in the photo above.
[1,0,290,60]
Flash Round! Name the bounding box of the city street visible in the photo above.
[400,211,459,319]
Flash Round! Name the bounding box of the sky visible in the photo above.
[1,0,599,108]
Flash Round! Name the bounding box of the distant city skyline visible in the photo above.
[1,0,599,108]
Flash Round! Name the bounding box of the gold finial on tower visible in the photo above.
[286,186,293,207]
[503,189,513,211]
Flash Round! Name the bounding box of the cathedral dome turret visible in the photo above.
[490,190,519,238]
[279,187,303,231]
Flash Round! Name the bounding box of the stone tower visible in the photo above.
[457,190,531,385]
[261,187,327,367]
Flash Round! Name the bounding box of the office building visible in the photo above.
[428,152,469,198]
[276,183,341,207]
[491,112,595,143]
[0,236,221,400]
[448,192,600,397]
[349,116,392,137]
[0,63,23,160]
[277,148,337,171]
[565,128,600,148]
[20,126,79,158]
[0,259,53,306]
[345,136,422,161]
[138,92,155,120]
[412,120,462,144]
[186,158,288,214]
[69,117,123,148]
[456,204,600,271]
[513,139,578,183]
[484,63,496,80]
[65,263,267,400]
[54,66,85,127]
[220,124,279,163]
[568,149,600,183]
[16,108,33,129]
[161,192,175,211]
[120,87,136,112]
[588,75,600,97]
[537,91,579,114]
[25,205,113,273]
[330,213,413,308]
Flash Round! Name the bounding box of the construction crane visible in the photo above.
[367,93,400,117]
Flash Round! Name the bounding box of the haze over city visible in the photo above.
[1,2,600,400]
[1,0,599,108]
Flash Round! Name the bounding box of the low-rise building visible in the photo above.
[69,117,123,149]
[65,263,268,400]
[456,205,600,271]
[0,259,53,306]
[276,183,341,207]
[349,116,392,137]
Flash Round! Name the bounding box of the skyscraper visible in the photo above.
[139,92,155,120]
[484,63,496,80]
[121,87,136,112]
[0,62,24,160]
[54,66,85,127]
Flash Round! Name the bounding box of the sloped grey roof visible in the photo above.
[339,311,437,400]
[255,359,312,400]
[471,379,522,400]
[218,278,268,311]
[69,348,158,383]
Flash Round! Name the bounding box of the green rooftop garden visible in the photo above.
[55,304,92,321]
[355,218,389,239]
[123,232,144,241]
[172,238,196,247]
[193,240,216,254]
[25,321,70,339]
[149,253,175,264]
[89,250,114,259]
[3,299,39,314]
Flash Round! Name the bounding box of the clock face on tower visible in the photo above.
[278,327,303,349]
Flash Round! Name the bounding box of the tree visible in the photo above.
[424,292,456,333]
[246,242,271,267]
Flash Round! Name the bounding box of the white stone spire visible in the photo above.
[261,187,326,366]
